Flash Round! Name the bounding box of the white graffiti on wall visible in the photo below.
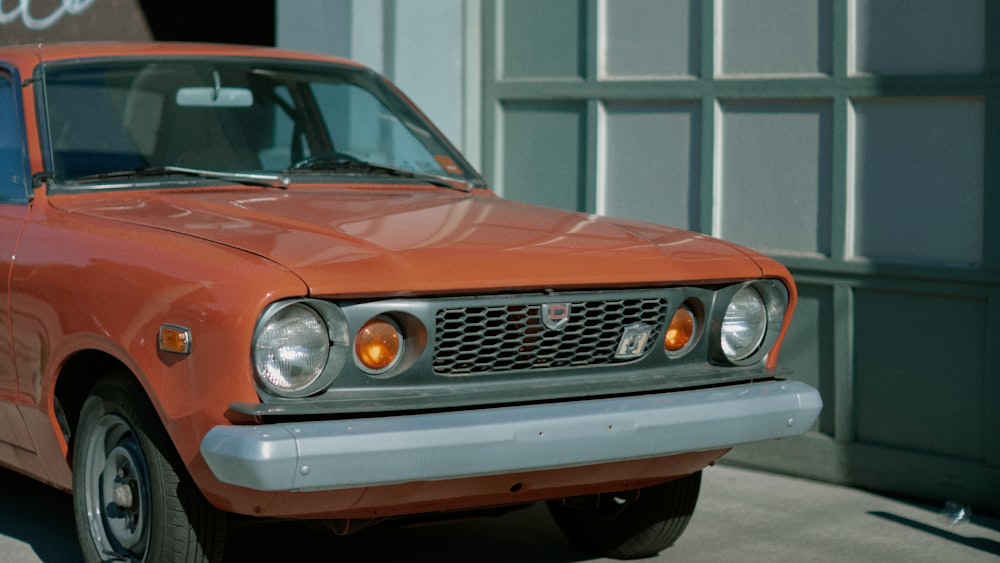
[0,0,99,30]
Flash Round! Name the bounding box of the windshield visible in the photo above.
[39,58,481,188]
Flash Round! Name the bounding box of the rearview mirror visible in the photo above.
[175,87,254,108]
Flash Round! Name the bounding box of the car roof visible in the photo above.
[0,41,362,70]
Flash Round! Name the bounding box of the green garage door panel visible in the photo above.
[718,102,833,258]
[855,289,986,461]
[602,102,700,231]
[600,0,700,78]
[500,102,586,211]
[853,0,984,74]
[851,98,985,268]
[500,0,583,79]
[719,0,832,76]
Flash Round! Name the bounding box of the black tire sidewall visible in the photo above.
[549,471,702,559]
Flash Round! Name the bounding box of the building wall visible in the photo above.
[0,0,151,43]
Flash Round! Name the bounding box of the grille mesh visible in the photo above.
[433,298,667,375]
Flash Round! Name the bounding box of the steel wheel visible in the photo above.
[80,414,152,559]
[72,373,226,563]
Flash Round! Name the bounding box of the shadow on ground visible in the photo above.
[0,468,80,562]
[869,510,1000,559]
[221,504,590,563]
[0,466,591,563]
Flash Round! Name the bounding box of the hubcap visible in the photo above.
[83,414,151,559]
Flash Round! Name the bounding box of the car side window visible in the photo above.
[0,71,30,202]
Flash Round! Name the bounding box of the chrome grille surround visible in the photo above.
[433,296,668,375]
[236,282,794,416]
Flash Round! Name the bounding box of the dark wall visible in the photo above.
[138,0,275,45]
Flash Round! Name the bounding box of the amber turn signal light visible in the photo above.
[158,324,191,354]
[355,318,402,373]
[664,306,695,353]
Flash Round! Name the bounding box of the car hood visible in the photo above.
[49,186,767,297]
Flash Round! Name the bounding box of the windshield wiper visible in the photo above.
[71,166,289,189]
[286,156,472,193]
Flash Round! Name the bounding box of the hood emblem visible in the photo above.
[540,303,571,330]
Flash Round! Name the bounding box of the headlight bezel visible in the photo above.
[251,299,350,398]
[710,280,789,367]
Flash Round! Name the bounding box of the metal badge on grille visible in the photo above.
[540,303,571,330]
[616,323,653,359]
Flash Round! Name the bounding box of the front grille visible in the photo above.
[433,297,667,375]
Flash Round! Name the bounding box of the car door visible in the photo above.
[0,65,36,455]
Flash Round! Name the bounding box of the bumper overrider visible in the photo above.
[200,380,821,492]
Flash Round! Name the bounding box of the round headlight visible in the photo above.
[721,286,767,361]
[253,303,330,394]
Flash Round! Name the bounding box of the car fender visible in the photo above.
[8,198,307,488]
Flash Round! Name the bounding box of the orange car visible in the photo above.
[0,42,821,562]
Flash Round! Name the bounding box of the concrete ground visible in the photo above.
[1,463,998,562]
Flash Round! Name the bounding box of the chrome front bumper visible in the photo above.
[200,380,821,492]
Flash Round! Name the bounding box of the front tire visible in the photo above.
[548,471,701,560]
[72,373,226,562]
